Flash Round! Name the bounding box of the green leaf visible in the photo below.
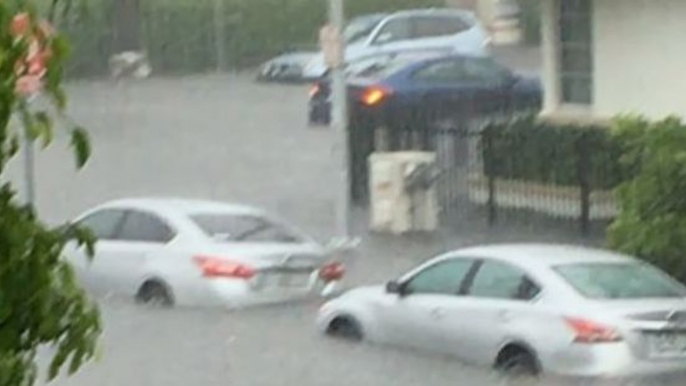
[8,134,20,157]
[34,112,53,148]
[70,127,91,168]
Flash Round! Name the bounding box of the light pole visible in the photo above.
[327,0,351,240]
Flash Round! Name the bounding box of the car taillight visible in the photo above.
[361,86,392,106]
[309,84,321,98]
[565,317,622,343]
[319,262,345,282]
[193,256,256,280]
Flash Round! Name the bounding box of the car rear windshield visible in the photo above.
[554,262,686,299]
[348,54,436,79]
[191,214,303,244]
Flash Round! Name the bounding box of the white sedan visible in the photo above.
[317,244,686,383]
[64,198,346,308]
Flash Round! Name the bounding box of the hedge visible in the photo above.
[61,0,443,76]
[482,116,626,190]
[608,116,686,283]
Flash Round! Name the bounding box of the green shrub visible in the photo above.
[61,0,443,76]
[482,115,624,190]
[608,116,686,283]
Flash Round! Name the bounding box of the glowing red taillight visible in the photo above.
[319,262,345,282]
[193,256,256,280]
[565,317,622,343]
[361,86,392,106]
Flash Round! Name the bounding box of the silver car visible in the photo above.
[317,244,686,383]
[64,198,347,308]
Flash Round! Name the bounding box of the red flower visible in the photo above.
[11,13,31,37]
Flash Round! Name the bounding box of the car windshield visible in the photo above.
[190,214,304,243]
[343,15,385,44]
[554,262,686,299]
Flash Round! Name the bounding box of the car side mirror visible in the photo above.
[386,280,407,296]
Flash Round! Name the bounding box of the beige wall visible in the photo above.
[541,0,686,121]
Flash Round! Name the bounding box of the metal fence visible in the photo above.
[348,101,624,237]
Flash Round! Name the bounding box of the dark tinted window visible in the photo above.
[412,16,470,39]
[555,262,686,299]
[117,211,174,243]
[406,259,475,295]
[372,18,411,45]
[414,58,510,84]
[191,214,302,243]
[469,260,540,300]
[78,209,126,239]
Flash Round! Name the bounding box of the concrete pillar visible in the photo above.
[540,0,561,114]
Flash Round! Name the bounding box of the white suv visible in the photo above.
[303,8,491,79]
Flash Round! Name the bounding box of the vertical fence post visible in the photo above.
[577,132,591,235]
[483,128,497,226]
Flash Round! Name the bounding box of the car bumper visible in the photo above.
[258,63,323,83]
[197,276,343,309]
[546,343,686,383]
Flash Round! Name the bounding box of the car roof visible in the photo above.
[449,243,633,268]
[96,197,264,217]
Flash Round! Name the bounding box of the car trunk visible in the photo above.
[199,243,327,291]
[591,299,686,360]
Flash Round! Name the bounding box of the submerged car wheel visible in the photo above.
[495,345,540,383]
[136,280,174,308]
[326,316,363,341]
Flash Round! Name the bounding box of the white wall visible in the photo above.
[541,0,686,121]
[594,0,686,120]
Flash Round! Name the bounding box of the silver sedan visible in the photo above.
[64,198,347,308]
[317,244,686,383]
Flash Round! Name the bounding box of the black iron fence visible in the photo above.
[349,108,625,236]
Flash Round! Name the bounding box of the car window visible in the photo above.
[412,16,470,39]
[414,58,511,84]
[191,214,303,243]
[372,17,411,45]
[117,211,174,243]
[555,262,686,299]
[469,260,540,300]
[344,15,385,44]
[405,258,475,295]
[78,209,126,240]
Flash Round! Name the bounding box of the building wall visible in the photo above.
[594,0,686,120]
[541,0,686,121]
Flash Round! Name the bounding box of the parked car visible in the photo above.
[256,13,387,83]
[63,198,347,308]
[308,52,541,127]
[317,244,686,382]
[302,8,491,81]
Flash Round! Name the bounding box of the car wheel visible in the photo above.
[326,316,363,341]
[136,280,174,308]
[495,346,540,383]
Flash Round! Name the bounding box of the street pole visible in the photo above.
[328,0,351,240]
[23,132,35,206]
[213,0,228,72]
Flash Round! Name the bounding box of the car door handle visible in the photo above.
[430,308,446,319]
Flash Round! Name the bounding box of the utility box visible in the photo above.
[369,151,439,234]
